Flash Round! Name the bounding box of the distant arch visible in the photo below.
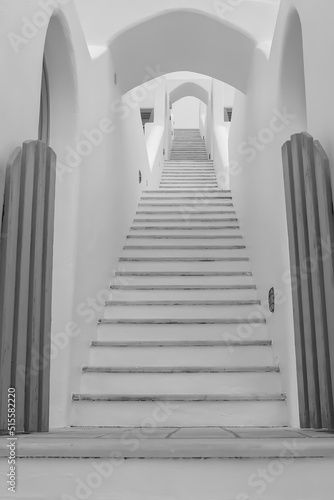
[170,82,209,106]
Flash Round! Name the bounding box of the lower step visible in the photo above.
[89,343,274,367]
[96,322,269,342]
[79,371,281,394]
[71,398,287,426]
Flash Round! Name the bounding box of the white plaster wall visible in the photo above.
[4,0,334,429]
[228,0,334,426]
[0,0,152,428]
[212,81,236,189]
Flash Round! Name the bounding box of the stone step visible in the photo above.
[143,189,228,193]
[112,270,254,286]
[89,343,274,367]
[138,203,234,208]
[71,398,288,427]
[129,229,242,238]
[103,302,263,320]
[109,286,257,301]
[126,235,243,243]
[140,196,232,201]
[96,321,269,342]
[138,204,233,213]
[132,219,238,227]
[117,259,250,273]
[122,247,248,258]
[80,370,281,395]
[135,212,236,218]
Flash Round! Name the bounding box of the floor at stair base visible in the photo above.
[71,399,287,426]
[96,323,269,341]
[89,345,274,367]
[2,458,333,500]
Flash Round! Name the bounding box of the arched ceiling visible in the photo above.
[109,10,255,95]
[73,1,281,95]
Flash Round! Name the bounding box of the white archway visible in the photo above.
[278,8,307,131]
[109,10,256,95]
[169,82,210,106]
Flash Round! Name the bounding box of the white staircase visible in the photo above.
[71,129,287,428]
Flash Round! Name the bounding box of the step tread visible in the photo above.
[130,226,240,230]
[105,300,260,306]
[115,271,252,276]
[110,285,256,290]
[123,246,246,250]
[73,393,286,402]
[99,319,266,325]
[127,236,243,240]
[134,219,238,223]
[91,340,272,347]
[120,257,248,262]
[82,366,279,374]
[143,190,229,193]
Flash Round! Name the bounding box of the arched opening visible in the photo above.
[278,9,307,131]
[169,82,209,107]
[109,10,255,96]
[43,13,78,155]
[172,96,201,130]
[42,12,78,428]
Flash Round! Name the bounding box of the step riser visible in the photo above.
[112,275,254,286]
[138,204,234,209]
[109,289,258,301]
[103,304,263,320]
[135,213,236,219]
[117,261,251,272]
[129,231,243,238]
[96,323,269,342]
[80,372,281,395]
[71,400,288,426]
[160,183,218,186]
[126,237,243,244]
[132,221,238,228]
[122,250,247,258]
[137,207,234,212]
[141,191,227,195]
[89,346,274,367]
